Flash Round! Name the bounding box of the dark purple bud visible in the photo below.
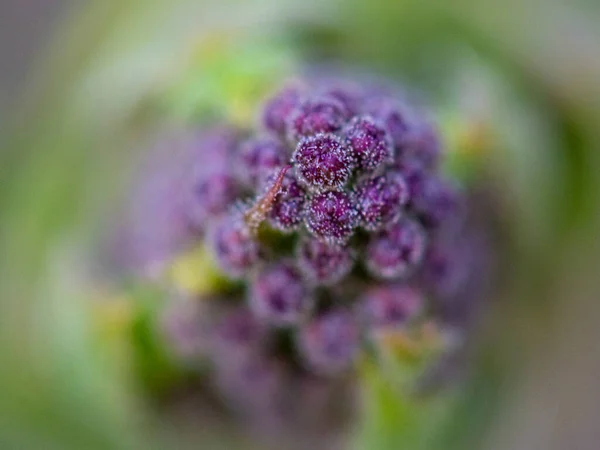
[262,85,303,135]
[293,133,355,192]
[261,169,306,232]
[361,285,423,330]
[364,99,412,149]
[186,172,239,228]
[237,136,289,187]
[244,165,291,233]
[210,216,261,277]
[298,310,361,375]
[413,177,463,230]
[297,237,355,285]
[354,172,408,231]
[305,191,359,245]
[366,218,427,279]
[287,96,349,140]
[249,261,313,326]
[343,115,393,172]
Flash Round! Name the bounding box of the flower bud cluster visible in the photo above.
[155,77,484,430]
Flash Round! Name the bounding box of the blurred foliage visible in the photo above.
[162,34,296,125]
[1,0,599,449]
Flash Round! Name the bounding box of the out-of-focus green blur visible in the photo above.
[1,1,599,449]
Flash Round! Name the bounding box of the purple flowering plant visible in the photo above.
[121,75,491,439]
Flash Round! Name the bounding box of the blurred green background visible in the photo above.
[1,0,599,449]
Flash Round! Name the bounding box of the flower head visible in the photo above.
[186,172,240,228]
[305,190,359,245]
[343,115,393,172]
[237,135,289,187]
[287,96,349,140]
[361,285,423,330]
[129,75,488,433]
[354,172,408,231]
[297,237,355,285]
[264,169,307,232]
[298,310,361,375]
[366,218,427,279]
[249,261,313,326]
[293,133,355,192]
[209,215,262,277]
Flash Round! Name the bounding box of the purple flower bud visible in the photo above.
[287,96,349,140]
[354,172,408,231]
[249,261,313,326]
[262,86,303,135]
[343,115,393,173]
[186,172,239,228]
[237,136,289,187]
[210,216,261,277]
[413,177,463,230]
[262,169,306,232]
[305,191,359,245]
[364,99,412,149]
[366,218,427,279]
[293,133,355,192]
[297,237,355,285]
[298,310,360,375]
[361,285,422,330]
[122,75,481,404]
